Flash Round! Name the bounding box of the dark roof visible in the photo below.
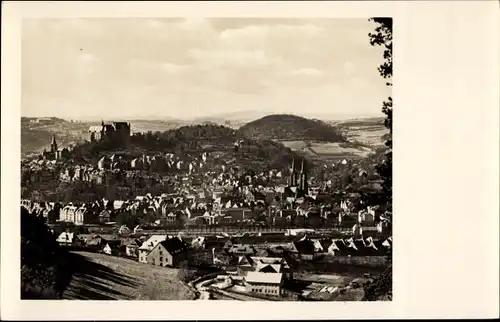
[105,240,121,248]
[319,238,333,251]
[293,239,316,255]
[159,237,189,255]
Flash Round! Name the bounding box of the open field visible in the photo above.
[279,140,374,160]
[61,251,195,300]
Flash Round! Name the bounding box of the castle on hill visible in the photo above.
[88,120,131,147]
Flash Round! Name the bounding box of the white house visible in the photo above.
[56,232,81,247]
[138,235,167,263]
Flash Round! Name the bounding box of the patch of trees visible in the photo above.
[21,207,69,299]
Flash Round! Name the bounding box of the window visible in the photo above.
[160,257,163,262]
[159,250,163,256]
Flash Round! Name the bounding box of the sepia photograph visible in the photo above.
[20,17,393,302]
[2,0,499,320]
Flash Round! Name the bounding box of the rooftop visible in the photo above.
[245,272,283,284]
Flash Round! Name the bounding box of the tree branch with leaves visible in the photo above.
[369,17,393,210]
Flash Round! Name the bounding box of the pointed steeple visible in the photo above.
[289,158,296,186]
[101,119,105,127]
[50,134,58,153]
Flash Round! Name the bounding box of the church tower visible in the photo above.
[299,157,309,195]
[50,134,58,153]
[289,158,297,186]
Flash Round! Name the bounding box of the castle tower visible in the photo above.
[50,135,58,153]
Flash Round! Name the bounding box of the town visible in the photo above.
[21,119,392,301]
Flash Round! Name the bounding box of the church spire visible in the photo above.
[50,134,58,153]
[299,157,308,195]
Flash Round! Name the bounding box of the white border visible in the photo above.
[2,1,499,320]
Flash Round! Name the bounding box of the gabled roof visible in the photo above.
[245,272,283,284]
[158,237,189,255]
[256,263,283,273]
[293,238,316,255]
[139,235,167,250]
[104,240,121,248]
[57,232,75,242]
[126,239,143,247]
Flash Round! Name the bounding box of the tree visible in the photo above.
[362,18,393,301]
[21,207,63,298]
[369,18,392,209]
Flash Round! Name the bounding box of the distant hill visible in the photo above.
[21,117,91,157]
[21,117,190,158]
[239,114,347,142]
[67,123,304,172]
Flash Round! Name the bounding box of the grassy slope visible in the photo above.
[62,251,194,300]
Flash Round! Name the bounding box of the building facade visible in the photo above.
[89,121,131,147]
[146,237,188,267]
[244,272,283,297]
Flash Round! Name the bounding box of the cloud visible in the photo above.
[22,18,390,119]
[188,49,278,69]
[289,68,324,77]
[219,23,324,42]
[161,62,191,75]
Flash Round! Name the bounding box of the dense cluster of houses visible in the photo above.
[20,149,392,232]
[51,224,392,298]
[21,191,392,235]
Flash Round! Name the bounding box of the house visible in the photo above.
[80,234,104,250]
[56,232,82,247]
[220,207,251,222]
[75,206,93,225]
[125,239,143,257]
[146,237,189,267]
[250,256,292,280]
[227,244,256,256]
[191,236,206,250]
[138,235,167,263]
[327,239,350,256]
[99,209,111,224]
[292,235,316,260]
[358,210,375,225]
[59,205,77,223]
[103,240,122,255]
[244,272,283,297]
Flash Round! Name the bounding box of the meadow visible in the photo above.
[61,251,195,300]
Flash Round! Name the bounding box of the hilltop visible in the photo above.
[239,114,347,143]
[21,117,91,157]
[70,123,303,171]
[21,117,191,158]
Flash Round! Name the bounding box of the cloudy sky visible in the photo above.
[22,18,390,120]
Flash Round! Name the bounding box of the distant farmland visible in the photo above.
[279,140,373,160]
